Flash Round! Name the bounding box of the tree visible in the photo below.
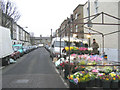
[1,0,21,27]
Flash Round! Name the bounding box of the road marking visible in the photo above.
[0,66,5,70]
[16,79,29,83]
[54,66,69,88]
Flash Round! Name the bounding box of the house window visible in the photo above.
[94,0,99,14]
[75,13,78,19]
[71,28,72,32]
[75,25,78,32]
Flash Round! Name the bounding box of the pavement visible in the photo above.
[2,47,68,88]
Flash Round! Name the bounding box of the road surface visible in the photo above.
[2,47,67,88]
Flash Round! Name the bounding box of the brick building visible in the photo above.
[55,4,84,39]
[30,36,51,46]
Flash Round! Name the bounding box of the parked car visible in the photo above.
[0,26,14,66]
[49,37,66,58]
[11,46,20,60]
[12,44,24,56]
[23,46,30,54]
[38,44,44,47]
[45,44,50,52]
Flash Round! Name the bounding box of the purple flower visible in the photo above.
[74,78,78,84]
[85,71,88,73]
[116,75,118,78]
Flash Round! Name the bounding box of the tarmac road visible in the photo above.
[2,47,67,88]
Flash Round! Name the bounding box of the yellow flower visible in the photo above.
[110,73,116,77]
[65,47,69,51]
[103,73,105,75]
[87,63,92,65]
[76,77,80,82]
[106,78,109,81]
[70,47,73,50]
[113,78,116,80]
[118,76,120,80]
[70,75,73,78]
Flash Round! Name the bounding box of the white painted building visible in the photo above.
[12,24,31,46]
[84,0,120,62]
[0,1,2,26]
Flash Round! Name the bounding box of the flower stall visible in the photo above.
[54,54,120,89]
[53,12,120,89]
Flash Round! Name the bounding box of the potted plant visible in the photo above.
[78,73,90,88]
[103,66,113,75]
[100,74,112,89]
[110,72,120,89]
[87,72,96,87]
[68,74,79,88]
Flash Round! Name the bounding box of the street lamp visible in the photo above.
[73,34,77,38]
[51,29,52,43]
[87,33,91,39]
[87,33,91,47]
[22,26,28,29]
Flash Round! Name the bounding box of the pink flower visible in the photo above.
[79,47,83,51]
[72,54,76,56]
[65,61,69,63]
[78,55,81,58]
[98,57,102,61]
[75,67,78,70]
[92,69,99,73]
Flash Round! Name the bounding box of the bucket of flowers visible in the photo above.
[100,74,112,88]
[87,72,97,87]
[110,72,120,89]
[72,65,85,73]
[78,72,90,88]
[68,74,79,88]
[103,66,113,75]
[79,47,88,54]
[68,71,90,88]
[68,72,81,88]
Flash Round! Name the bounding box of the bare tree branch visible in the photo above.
[1,0,21,27]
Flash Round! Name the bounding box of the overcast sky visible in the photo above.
[10,0,87,37]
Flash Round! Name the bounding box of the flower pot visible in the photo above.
[78,82,87,88]
[111,81,119,89]
[69,81,78,88]
[95,79,102,87]
[87,80,96,87]
[119,80,120,88]
[64,65,69,79]
[102,81,111,89]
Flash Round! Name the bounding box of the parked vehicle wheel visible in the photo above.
[5,57,10,65]
[7,60,10,65]
[18,54,20,58]
[14,56,17,60]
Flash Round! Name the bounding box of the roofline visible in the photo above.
[73,4,84,12]
[84,1,88,6]
[60,19,67,27]
[17,24,30,35]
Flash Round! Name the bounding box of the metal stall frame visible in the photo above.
[57,12,120,77]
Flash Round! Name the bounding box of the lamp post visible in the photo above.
[87,33,91,47]
[51,29,52,43]
[87,0,92,47]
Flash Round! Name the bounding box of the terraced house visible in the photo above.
[0,12,31,46]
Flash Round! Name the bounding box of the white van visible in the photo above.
[0,26,14,66]
[50,37,66,58]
